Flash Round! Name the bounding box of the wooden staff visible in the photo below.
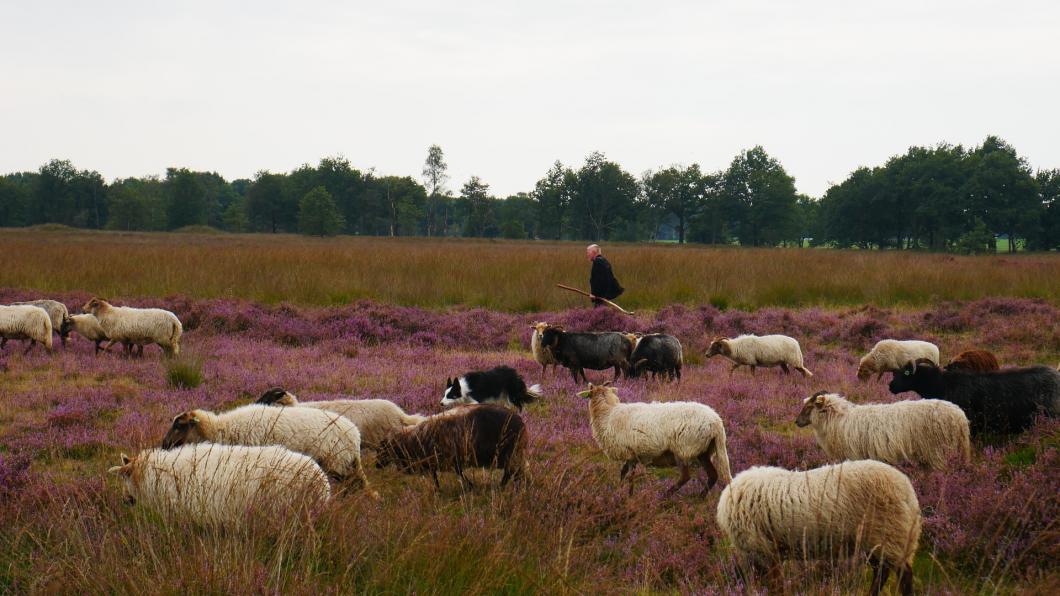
[556,284,634,315]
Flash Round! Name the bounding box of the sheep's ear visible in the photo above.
[814,394,826,405]
[576,390,591,398]
[107,465,124,475]
[120,453,131,465]
[601,381,612,387]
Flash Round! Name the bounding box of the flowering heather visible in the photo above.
[0,291,1058,593]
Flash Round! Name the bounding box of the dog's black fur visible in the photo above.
[442,365,540,411]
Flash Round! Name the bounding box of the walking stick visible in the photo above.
[556,284,634,315]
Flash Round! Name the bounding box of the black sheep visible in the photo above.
[628,333,683,381]
[539,328,633,383]
[889,359,1060,435]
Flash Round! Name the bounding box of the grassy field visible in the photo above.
[1,234,1059,594]
[2,228,1058,310]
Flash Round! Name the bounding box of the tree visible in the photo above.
[643,164,708,243]
[720,147,799,246]
[298,186,345,236]
[0,176,30,227]
[569,152,639,241]
[164,168,208,229]
[461,176,497,237]
[962,136,1039,253]
[532,161,574,240]
[422,145,449,236]
[498,193,536,239]
[246,171,294,233]
[1031,169,1060,250]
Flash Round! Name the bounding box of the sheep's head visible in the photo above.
[628,358,651,378]
[59,317,74,338]
[856,361,874,382]
[530,321,552,334]
[375,437,395,469]
[705,338,730,358]
[540,327,564,349]
[82,297,107,315]
[888,359,940,395]
[161,411,207,449]
[256,387,298,406]
[107,453,138,505]
[577,382,617,404]
[795,391,836,427]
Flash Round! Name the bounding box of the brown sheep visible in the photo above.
[945,349,1000,372]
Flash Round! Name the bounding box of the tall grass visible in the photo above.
[2,229,1058,310]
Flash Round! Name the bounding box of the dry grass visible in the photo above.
[2,228,1058,310]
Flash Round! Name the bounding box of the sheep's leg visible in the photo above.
[0,337,6,349]
[729,363,740,375]
[619,460,636,481]
[898,563,913,596]
[868,557,891,596]
[665,463,691,497]
[612,365,622,382]
[779,363,790,374]
[697,449,719,496]
[23,340,36,355]
[750,365,756,375]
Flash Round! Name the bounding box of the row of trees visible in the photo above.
[1,137,1056,251]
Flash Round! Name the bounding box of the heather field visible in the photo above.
[3,229,1060,310]
[1,287,1058,594]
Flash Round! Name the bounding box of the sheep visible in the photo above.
[857,339,939,381]
[889,359,1060,435]
[795,391,970,470]
[255,388,426,448]
[706,334,812,377]
[529,321,560,378]
[716,460,921,596]
[627,333,683,381]
[81,297,182,357]
[12,299,72,346]
[68,313,110,355]
[375,404,528,490]
[539,327,634,383]
[0,304,53,354]
[579,382,731,496]
[945,349,1000,372]
[160,404,377,497]
[108,443,330,526]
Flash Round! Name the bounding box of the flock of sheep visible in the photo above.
[4,298,1060,596]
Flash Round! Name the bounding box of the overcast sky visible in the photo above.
[2,1,1058,197]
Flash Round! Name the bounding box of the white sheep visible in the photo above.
[81,297,182,357]
[706,334,812,376]
[108,443,330,526]
[255,388,427,448]
[529,321,560,377]
[0,304,53,354]
[68,313,110,355]
[579,382,731,496]
[13,299,71,346]
[796,391,970,470]
[858,339,939,381]
[160,404,377,498]
[717,460,921,596]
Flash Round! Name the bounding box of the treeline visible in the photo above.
[1,136,1056,252]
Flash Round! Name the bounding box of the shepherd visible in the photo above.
[587,244,623,308]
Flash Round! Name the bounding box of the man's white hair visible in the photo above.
[587,244,600,252]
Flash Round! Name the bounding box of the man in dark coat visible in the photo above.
[587,244,623,307]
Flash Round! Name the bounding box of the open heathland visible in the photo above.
[1,289,1058,594]
[2,229,1059,310]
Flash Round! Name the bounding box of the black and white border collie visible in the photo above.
[442,366,541,411]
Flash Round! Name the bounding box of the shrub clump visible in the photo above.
[165,355,205,389]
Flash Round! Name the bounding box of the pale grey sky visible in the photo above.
[2,0,1058,197]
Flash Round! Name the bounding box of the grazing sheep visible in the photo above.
[716,460,921,596]
[795,391,970,469]
[442,366,541,411]
[529,321,560,377]
[81,297,182,357]
[539,327,634,383]
[706,334,812,377]
[857,339,939,381]
[108,444,330,526]
[13,300,72,346]
[375,404,528,490]
[579,382,731,496]
[889,359,1060,435]
[161,404,376,497]
[256,388,426,448]
[0,304,53,354]
[627,333,683,381]
[945,349,1000,372]
[68,314,110,355]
